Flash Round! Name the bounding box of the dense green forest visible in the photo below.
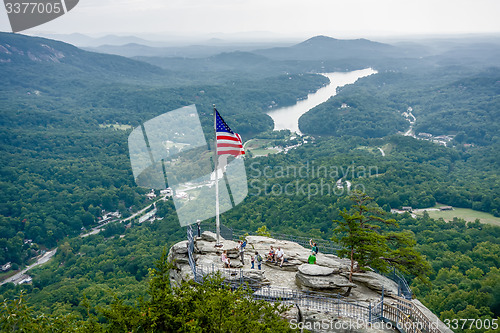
[1,32,500,332]
[300,67,500,146]
[2,135,499,331]
[1,252,294,332]
[0,32,328,267]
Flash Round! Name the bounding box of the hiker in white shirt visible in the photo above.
[275,247,285,268]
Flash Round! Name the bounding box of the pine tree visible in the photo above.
[332,191,431,284]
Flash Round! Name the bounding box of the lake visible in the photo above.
[267,68,377,134]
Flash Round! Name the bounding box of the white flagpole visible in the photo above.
[214,105,221,247]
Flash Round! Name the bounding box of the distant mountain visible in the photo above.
[34,33,159,47]
[86,43,254,58]
[134,51,279,82]
[253,35,400,61]
[0,32,176,90]
[86,41,293,58]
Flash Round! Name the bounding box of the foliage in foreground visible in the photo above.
[0,251,294,332]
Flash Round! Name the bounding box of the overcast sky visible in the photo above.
[1,0,500,39]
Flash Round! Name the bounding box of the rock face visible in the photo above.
[296,264,356,290]
[341,271,399,297]
[200,231,218,242]
[168,231,450,332]
[298,263,335,276]
[168,232,396,298]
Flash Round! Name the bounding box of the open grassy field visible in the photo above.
[415,206,500,227]
[244,139,282,157]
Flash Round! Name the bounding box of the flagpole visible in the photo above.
[213,105,221,247]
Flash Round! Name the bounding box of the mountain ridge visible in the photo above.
[0,32,178,88]
[253,34,399,61]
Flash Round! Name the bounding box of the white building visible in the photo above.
[1,262,11,271]
[160,188,173,197]
[146,190,157,200]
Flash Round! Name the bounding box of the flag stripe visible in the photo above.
[218,150,246,155]
[215,109,245,156]
[217,143,243,148]
[216,135,241,142]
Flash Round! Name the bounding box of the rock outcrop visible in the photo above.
[168,231,451,333]
[296,264,357,290]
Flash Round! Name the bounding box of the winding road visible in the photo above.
[0,249,57,286]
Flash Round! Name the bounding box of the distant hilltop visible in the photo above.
[253,35,398,61]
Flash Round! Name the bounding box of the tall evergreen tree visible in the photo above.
[332,191,431,283]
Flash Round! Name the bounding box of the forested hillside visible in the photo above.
[0,33,328,268]
[1,32,499,333]
[300,67,500,146]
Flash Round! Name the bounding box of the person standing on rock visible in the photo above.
[238,240,246,265]
[308,251,316,265]
[255,251,262,270]
[276,247,285,268]
[309,239,319,255]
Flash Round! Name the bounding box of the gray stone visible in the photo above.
[242,269,266,281]
[194,239,239,255]
[201,231,220,242]
[298,264,335,276]
[341,271,398,296]
[168,235,446,332]
[170,240,188,254]
[412,299,454,333]
[296,272,357,290]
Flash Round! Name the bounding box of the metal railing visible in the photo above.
[373,267,413,300]
[186,225,198,281]
[385,296,442,333]
[201,223,411,300]
[186,224,441,333]
[193,263,371,322]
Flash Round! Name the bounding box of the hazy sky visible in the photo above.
[1,0,500,39]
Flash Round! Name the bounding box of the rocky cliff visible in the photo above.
[168,231,451,333]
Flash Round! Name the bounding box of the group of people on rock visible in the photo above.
[266,245,285,267]
[220,238,320,269]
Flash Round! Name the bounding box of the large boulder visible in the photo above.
[341,271,398,296]
[201,231,220,242]
[296,271,356,290]
[298,264,335,276]
[168,234,447,333]
[194,239,239,257]
[170,240,188,255]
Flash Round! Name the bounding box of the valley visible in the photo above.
[0,31,499,332]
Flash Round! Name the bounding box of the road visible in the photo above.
[403,108,416,137]
[378,147,385,156]
[1,197,167,284]
[81,198,164,238]
[0,249,57,286]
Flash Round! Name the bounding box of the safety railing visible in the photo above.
[202,223,412,300]
[186,225,198,282]
[386,296,443,333]
[193,263,371,322]
[187,224,441,333]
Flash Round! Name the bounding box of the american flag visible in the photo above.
[215,109,245,156]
